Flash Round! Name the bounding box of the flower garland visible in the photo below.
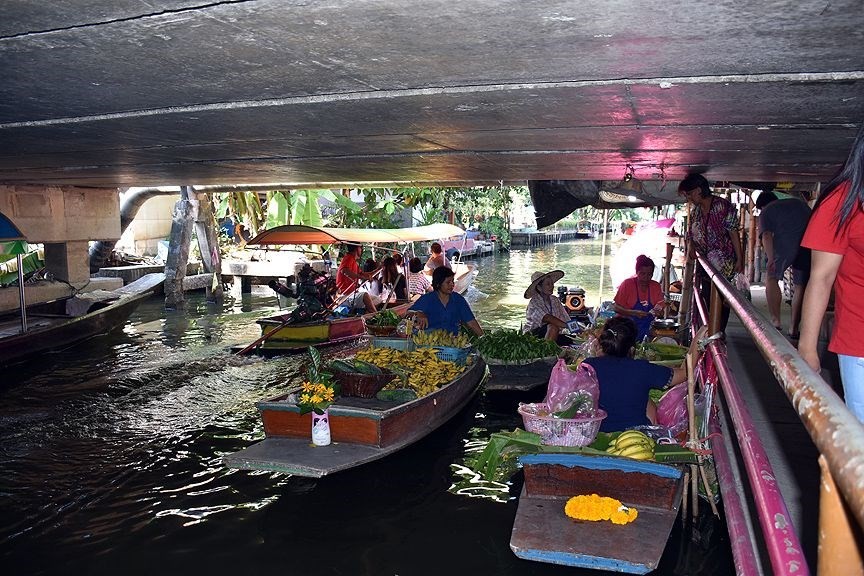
[564,494,638,525]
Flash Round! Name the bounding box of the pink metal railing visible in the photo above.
[689,256,812,575]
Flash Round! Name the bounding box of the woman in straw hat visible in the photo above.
[524,269,571,343]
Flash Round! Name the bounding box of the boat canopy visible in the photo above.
[0,210,26,242]
[246,223,466,246]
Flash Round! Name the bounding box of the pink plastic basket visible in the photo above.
[517,403,607,446]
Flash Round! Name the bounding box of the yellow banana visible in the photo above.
[616,430,649,443]
[625,450,654,460]
[614,437,654,452]
[617,443,654,459]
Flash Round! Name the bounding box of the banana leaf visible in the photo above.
[470,429,698,481]
[0,248,43,287]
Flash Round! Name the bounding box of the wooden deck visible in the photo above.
[510,453,684,574]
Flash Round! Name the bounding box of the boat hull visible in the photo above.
[483,356,557,392]
[422,262,477,295]
[510,453,684,574]
[223,357,487,477]
[248,300,412,353]
[0,273,163,367]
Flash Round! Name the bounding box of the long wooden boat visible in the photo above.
[0,273,164,367]
[241,299,413,354]
[223,356,487,477]
[510,452,684,574]
[423,260,478,295]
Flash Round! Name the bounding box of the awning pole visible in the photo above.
[598,209,609,306]
[17,253,27,333]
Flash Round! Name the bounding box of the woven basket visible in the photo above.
[517,403,606,446]
[334,370,397,398]
[433,345,471,366]
[371,336,416,351]
[364,321,397,337]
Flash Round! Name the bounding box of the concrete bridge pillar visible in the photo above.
[44,240,90,285]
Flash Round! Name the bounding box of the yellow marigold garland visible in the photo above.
[564,494,638,525]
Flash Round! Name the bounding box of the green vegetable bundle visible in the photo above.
[366,309,401,326]
[474,329,561,362]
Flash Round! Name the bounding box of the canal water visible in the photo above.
[0,239,732,576]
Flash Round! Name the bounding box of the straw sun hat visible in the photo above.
[524,270,565,299]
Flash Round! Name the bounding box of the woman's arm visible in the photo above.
[729,225,744,274]
[613,303,648,318]
[541,313,568,329]
[798,249,841,372]
[670,366,687,386]
[407,309,429,330]
[464,319,483,336]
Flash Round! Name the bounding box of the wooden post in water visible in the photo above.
[193,191,223,302]
[164,185,196,309]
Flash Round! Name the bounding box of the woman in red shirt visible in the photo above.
[799,123,864,423]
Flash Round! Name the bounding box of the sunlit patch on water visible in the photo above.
[448,462,513,502]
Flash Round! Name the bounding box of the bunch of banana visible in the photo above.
[413,329,470,348]
[605,430,656,460]
[354,346,464,398]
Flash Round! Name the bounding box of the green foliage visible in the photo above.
[265,191,290,229]
[0,245,42,287]
[473,328,561,361]
[477,215,510,246]
[469,429,608,482]
[366,309,401,326]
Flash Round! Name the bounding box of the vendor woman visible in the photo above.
[523,269,571,344]
[613,254,666,341]
[585,316,687,432]
[408,266,483,336]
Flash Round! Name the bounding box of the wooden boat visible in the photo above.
[0,273,164,367]
[483,355,557,392]
[236,222,478,354]
[510,452,684,574]
[422,260,477,295]
[246,299,413,354]
[223,356,487,477]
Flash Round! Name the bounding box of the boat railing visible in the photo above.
[687,252,864,576]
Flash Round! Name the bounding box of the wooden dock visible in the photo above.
[510,230,592,246]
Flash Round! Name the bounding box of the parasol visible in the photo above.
[0,210,28,332]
